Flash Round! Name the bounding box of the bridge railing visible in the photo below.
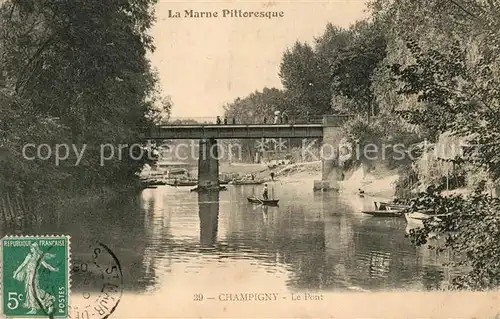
[159,116,327,126]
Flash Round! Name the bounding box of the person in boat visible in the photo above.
[262,184,269,200]
[270,172,275,181]
[358,188,365,194]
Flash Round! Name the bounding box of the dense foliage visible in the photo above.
[223,20,389,122]
[0,0,168,210]
[220,0,500,289]
[370,0,500,289]
[406,185,500,290]
[223,21,390,161]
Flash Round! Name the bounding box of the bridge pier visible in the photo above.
[198,138,219,190]
[313,117,347,191]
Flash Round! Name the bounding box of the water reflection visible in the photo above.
[0,184,453,294]
[198,192,219,247]
[261,205,269,223]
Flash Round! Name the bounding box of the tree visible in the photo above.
[279,42,332,117]
[222,88,288,161]
[407,186,500,290]
[279,20,388,118]
[0,0,163,207]
[370,0,500,289]
[328,20,388,116]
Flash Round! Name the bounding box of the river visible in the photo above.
[0,181,456,316]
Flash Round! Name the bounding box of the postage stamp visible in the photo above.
[0,235,71,318]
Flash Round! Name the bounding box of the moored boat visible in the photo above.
[167,180,230,187]
[362,201,406,217]
[403,210,451,234]
[166,180,197,186]
[190,185,227,192]
[230,180,264,185]
[405,211,432,221]
[376,201,410,211]
[147,179,167,186]
[361,210,403,217]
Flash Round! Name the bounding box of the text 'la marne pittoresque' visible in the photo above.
[168,9,285,19]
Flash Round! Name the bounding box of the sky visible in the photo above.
[149,1,369,118]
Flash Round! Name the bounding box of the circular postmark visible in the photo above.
[68,241,124,319]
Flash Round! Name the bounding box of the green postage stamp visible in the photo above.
[1,235,70,318]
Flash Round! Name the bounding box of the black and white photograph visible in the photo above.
[0,0,499,318]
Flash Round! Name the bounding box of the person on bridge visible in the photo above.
[232,118,236,124]
[216,116,221,125]
[274,111,280,124]
[263,117,267,124]
[262,184,269,200]
[224,117,228,124]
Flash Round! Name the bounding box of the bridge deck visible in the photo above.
[143,124,325,139]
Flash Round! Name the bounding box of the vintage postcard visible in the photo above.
[0,0,500,318]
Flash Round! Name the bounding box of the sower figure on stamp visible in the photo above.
[13,242,59,315]
[262,184,269,200]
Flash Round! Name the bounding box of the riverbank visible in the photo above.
[220,161,322,182]
[340,165,399,199]
[220,161,399,199]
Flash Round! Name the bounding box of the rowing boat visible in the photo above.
[247,197,279,206]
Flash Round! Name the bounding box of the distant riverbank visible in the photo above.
[220,161,399,199]
[220,161,321,181]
